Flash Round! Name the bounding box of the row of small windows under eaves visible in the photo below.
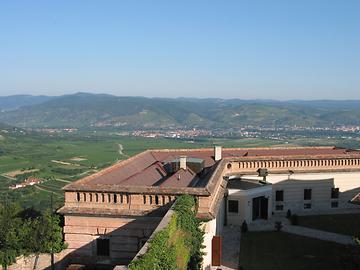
[143,195,176,206]
[238,158,360,169]
[76,192,129,204]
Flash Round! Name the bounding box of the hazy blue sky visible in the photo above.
[0,1,359,99]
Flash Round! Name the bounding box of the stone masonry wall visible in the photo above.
[64,215,162,266]
[0,251,70,270]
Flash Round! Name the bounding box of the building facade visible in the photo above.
[58,146,360,269]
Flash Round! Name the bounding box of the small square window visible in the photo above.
[331,201,339,208]
[304,189,312,200]
[275,205,284,211]
[97,238,110,256]
[304,203,312,209]
[275,190,284,202]
[228,200,239,213]
[331,188,339,199]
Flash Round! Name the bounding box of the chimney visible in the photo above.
[179,156,187,170]
[214,146,222,161]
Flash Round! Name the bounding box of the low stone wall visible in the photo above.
[0,250,70,270]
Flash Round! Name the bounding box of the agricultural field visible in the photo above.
[0,131,207,210]
[0,128,358,212]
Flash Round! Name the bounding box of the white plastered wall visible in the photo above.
[202,218,217,270]
[227,185,273,225]
[244,171,360,214]
[202,197,225,270]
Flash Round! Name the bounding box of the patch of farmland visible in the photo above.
[37,182,65,194]
[4,168,39,178]
[69,156,88,161]
[51,160,81,166]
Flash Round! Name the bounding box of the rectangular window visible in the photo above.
[331,201,339,208]
[96,238,110,256]
[304,189,312,200]
[304,203,312,209]
[275,205,284,211]
[228,200,239,213]
[331,188,339,199]
[275,190,284,202]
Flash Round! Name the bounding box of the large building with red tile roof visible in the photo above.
[59,146,360,268]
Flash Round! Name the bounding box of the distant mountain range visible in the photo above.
[0,95,55,111]
[0,93,360,129]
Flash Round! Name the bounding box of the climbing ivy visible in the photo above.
[129,195,205,270]
[173,195,205,270]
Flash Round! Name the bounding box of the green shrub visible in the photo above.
[290,214,299,225]
[275,221,283,232]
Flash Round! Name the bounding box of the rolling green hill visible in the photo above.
[1,93,360,129]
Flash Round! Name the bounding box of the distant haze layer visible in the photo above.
[1,93,360,129]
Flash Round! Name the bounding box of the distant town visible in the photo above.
[31,125,360,142]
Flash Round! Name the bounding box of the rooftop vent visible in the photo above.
[179,156,187,170]
[257,168,268,182]
[171,157,205,174]
[214,146,222,161]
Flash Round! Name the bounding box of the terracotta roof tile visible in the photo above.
[65,146,360,191]
[159,168,198,188]
[89,151,157,185]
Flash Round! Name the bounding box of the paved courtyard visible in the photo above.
[216,225,241,270]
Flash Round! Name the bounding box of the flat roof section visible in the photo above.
[227,178,270,190]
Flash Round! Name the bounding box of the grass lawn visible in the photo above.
[298,213,360,237]
[239,231,347,270]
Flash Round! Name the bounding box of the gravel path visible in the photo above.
[118,143,129,157]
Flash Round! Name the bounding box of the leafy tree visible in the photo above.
[0,203,22,269]
[0,203,66,269]
[17,207,41,220]
[36,209,66,253]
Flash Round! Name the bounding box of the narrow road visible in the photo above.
[54,178,72,183]
[118,143,129,158]
[77,169,97,176]
[1,174,16,180]
[34,185,62,196]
